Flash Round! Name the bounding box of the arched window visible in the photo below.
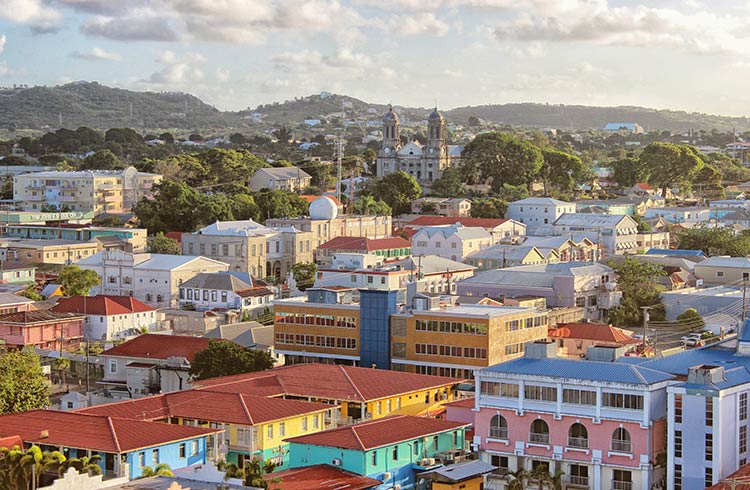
[568,423,588,449]
[529,419,549,444]
[489,415,508,439]
[611,427,631,453]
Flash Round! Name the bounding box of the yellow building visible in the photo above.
[419,460,498,489]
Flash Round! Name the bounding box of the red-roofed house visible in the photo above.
[0,409,221,481]
[315,236,412,266]
[706,462,750,489]
[0,310,86,351]
[97,334,217,399]
[548,322,639,358]
[51,294,158,341]
[267,464,381,490]
[404,216,526,240]
[411,197,472,217]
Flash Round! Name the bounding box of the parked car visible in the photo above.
[680,333,704,348]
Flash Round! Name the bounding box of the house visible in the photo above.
[470,340,672,490]
[404,216,525,241]
[78,389,333,467]
[97,334,215,399]
[643,206,717,224]
[248,167,312,192]
[202,321,275,357]
[506,197,575,232]
[266,465,381,490]
[417,460,497,490]
[694,256,750,286]
[177,272,274,313]
[1,223,148,252]
[0,310,86,350]
[604,122,644,134]
[192,363,464,426]
[0,264,35,284]
[551,213,666,256]
[547,322,639,358]
[286,415,470,490]
[411,224,493,262]
[645,248,707,260]
[0,292,34,314]
[456,262,621,321]
[51,295,158,341]
[464,244,549,270]
[661,285,745,323]
[604,254,698,290]
[2,239,100,265]
[410,198,472,217]
[521,235,597,262]
[0,409,220,480]
[315,236,411,267]
[40,283,64,299]
[76,250,230,309]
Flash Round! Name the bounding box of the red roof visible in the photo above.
[99,334,213,361]
[406,216,510,229]
[236,286,274,298]
[0,310,85,325]
[285,415,468,450]
[443,397,475,408]
[635,183,653,190]
[267,465,381,490]
[706,463,750,489]
[0,410,219,453]
[0,435,23,449]
[299,195,343,206]
[165,231,182,244]
[51,295,155,316]
[318,236,411,252]
[194,363,461,402]
[548,323,639,345]
[76,390,330,426]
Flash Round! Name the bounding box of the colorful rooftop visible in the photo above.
[406,216,510,228]
[266,464,381,490]
[99,334,214,361]
[549,323,639,345]
[318,236,411,251]
[51,295,155,316]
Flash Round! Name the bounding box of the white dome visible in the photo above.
[309,196,339,220]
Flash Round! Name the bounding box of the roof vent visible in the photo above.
[39,430,49,439]
[524,340,557,359]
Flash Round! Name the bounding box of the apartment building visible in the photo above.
[552,213,642,256]
[315,236,411,267]
[411,224,494,262]
[506,197,576,232]
[1,223,148,252]
[471,341,673,490]
[13,166,161,214]
[2,239,100,265]
[404,216,526,241]
[248,167,312,192]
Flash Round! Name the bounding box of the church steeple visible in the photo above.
[382,105,400,149]
[427,107,445,149]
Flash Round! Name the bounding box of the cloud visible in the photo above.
[144,50,206,85]
[69,46,121,61]
[0,35,5,55]
[81,14,180,41]
[272,48,371,70]
[216,69,230,82]
[1,0,63,32]
[390,13,450,37]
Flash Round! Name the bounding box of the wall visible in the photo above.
[359,289,398,370]
[126,437,207,480]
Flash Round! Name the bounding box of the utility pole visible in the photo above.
[641,306,651,356]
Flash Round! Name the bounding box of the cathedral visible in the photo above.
[375,105,462,184]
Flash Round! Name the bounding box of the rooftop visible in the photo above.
[549,323,638,345]
[0,292,34,306]
[0,310,86,325]
[254,166,312,180]
[554,213,635,228]
[419,460,497,483]
[510,197,572,206]
[266,465,381,490]
[461,261,612,288]
[284,415,468,450]
[388,255,476,275]
[695,256,750,268]
[51,295,155,316]
[77,252,229,271]
[413,224,491,240]
[706,462,750,489]
[406,216,511,229]
[180,272,253,292]
[318,236,411,251]
[99,334,214,361]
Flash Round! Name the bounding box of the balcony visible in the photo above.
[568,476,589,488]
[58,195,77,202]
[612,480,632,490]
[489,427,508,439]
[611,439,632,453]
[567,436,589,449]
[529,432,550,445]
[25,194,45,201]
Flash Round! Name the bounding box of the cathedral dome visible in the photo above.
[383,105,400,123]
[309,196,339,220]
[428,108,443,121]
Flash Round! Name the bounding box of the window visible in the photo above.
[525,385,557,402]
[392,446,398,460]
[237,428,251,446]
[741,425,747,454]
[179,443,186,459]
[613,470,632,490]
[301,417,308,431]
[563,389,596,405]
[675,464,682,490]
[202,290,209,301]
[433,435,439,451]
[191,440,198,456]
[575,296,586,307]
[706,468,713,487]
[706,433,713,461]
[675,430,682,458]
[489,415,508,440]
[706,397,713,426]
[156,294,163,303]
[109,360,117,374]
[491,455,509,473]
[568,423,588,449]
[529,419,549,445]
[279,422,285,437]
[675,394,682,423]
[717,271,724,277]
[152,449,159,465]
[569,465,588,486]
[371,452,377,466]
[138,452,145,467]
[742,393,748,421]
[602,392,643,410]
[611,428,631,453]
[221,291,227,302]
[267,425,273,439]
[312,414,319,429]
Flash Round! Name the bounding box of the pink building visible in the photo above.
[465,341,673,490]
[0,310,86,350]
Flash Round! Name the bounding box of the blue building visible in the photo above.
[0,410,220,480]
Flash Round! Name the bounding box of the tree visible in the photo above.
[159,132,175,144]
[460,132,543,192]
[419,202,438,214]
[675,226,750,257]
[80,149,125,170]
[495,183,529,202]
[612,157,649,188]
[148,232,181,254]
[188,133,204,142]
[20,285,43,301]
[470,198,507,218]
[58,454,101,476]
[539,148,584,194]
[229,133,247,145]
[677,308,705,329]
[371,171,422,215]
[352,195,391,216]
[231,194,261,221]
[642,143,704,197]
[133,180,206,233]
[105,128,142,145]
[506,468,530,490]
[92,215,124,227]
[362,148,377,175]
[430,167,465,197]
[244,459,279,489]
[608,257,666,328]
[254,189,309,222]
[0,446,67,489]
[140,463,174,478]
[53,357,70,387]
[190,340,275,380]
[58,265,101,297]
[0,348,49,414]
[291,262,317,290]
[467,115,481,127]
[692,164,724,201]
[273,126,293,143]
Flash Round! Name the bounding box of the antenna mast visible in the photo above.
[336,101,345,204]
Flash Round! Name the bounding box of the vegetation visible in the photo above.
[677,308,705,330]
[148,232,181,255]
[291,262,317,290]
[608,257,666,328]
[352,195,391,216]
[470,198,507,218]
[0,445,70,489]
[0,348,49,414]
[58,265,101,296]
[641,142,704,197]
[219,459,279,489]
[140,463,174,478]
[190,340,275,380]
[369,171,422,215]
[675,227,750,257]
[461,132,543,192]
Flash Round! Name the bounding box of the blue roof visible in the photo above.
[604,123,638,130]
[481,357,674,385]
[678,366,750,391]
[645,249,707,258]
[740,320,750,343]
[640,340,750,376]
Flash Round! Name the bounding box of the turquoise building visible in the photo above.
[286,415,469,490]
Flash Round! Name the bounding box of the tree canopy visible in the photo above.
[539,147,584,194]
[189,341,275,380]
[460,132,544,192]
[370,171,421,215]
[430,167,465,198]
[58,265,101,297]
[352,195,391,216]
[148,232,181,255]
[0,348,49,414]
[608,257,666,328]
[642,142,704,197]
[675,226,750,257]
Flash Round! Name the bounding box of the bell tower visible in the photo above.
[382,105,401,150]
[427,107,445,150]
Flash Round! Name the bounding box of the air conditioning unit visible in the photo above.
[383,472,392,480]
[331,458,342,466]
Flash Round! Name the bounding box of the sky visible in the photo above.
[1,0,750,115]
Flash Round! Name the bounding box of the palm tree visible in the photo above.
[506,468,530,490]
[59,454,102,476]
[550,469,565,490]
[0,445,67,490]
[242,458,280,489]
[54,357,70,387]
[140,463,174,478]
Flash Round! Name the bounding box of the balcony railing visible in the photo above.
[568,476,589,487]
[612,480,632,490]
[529,432,550,444]
[489,427,508,439]
[611,439,632,453]
[568,436,589,449]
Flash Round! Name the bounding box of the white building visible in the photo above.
[552,213,640,256]
[411,224,493,262]
[248,167,312,192]
[506,197,576,232]
[178,272,274,313]
[76,250,229,309]
[50,294,158,341]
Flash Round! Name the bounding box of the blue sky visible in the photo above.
[1,0,749,114]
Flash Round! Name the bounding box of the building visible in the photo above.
[0,310,85,350]
[51,295,158,341]
[376,106,462,183]
[265,197,392,251]
[78,389,333,467]
[182,219,314,279]
[248,167,312,192]
[464,244,549,270]
[644,206,720,225]
[456,262,620,321]
[471,341,672,490]
[0,292,34,314]
[315,236,411,267]
[178,272,274,313]
[404,216,526,241]
[286,415,470,490]
[2,238,100,265]
[391,255,476,295]
[411,198,472,217]
[604,122,644,134]
[0,264,36,284]
[13,166,161,214]
[97,334,215,399]
[551,213,642,256]
[1,223,148,252]
[694,256,750,286]
[548,322,639,358]
[0,409,220,480]
[266,465,381,490]
[76,250,230,309]
[411,224,493,262]
[418,460,497,490]
[506,197,575,232]
[521,235,597,262]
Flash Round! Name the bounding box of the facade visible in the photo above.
[548,322,639,359]
[1,223,148,252]
[0,310,85,350]
[521,235,597,263]
[286,415,470,490]
[76,250,230,309]
[661,285,743,322]
[411,224,494,262]
[457,262,620,322]
[265,215,393,251]
[178,272,274,313]
[643,206,720,224]
[551,213,641,256]
[472,341,672,490]
[506,198,575,232]
[376,106,461,183]
[2,239,99,265]
[51,295,158,341]
[464,244,549,270]
[248,167,312,192]
[315,236,412,267]
[13,166,162,214]
[411,198,472,217]
[694,256,750,286]
[404,216,526,242]
[0,292,34,314]
[0,264,36,284]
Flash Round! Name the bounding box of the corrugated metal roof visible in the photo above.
[554,213,635,228]
[180,273,252,291]
[510,197,572,206]
[696,256,750,268]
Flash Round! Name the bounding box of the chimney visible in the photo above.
[524,340,558,359]
[687,365,725,385]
